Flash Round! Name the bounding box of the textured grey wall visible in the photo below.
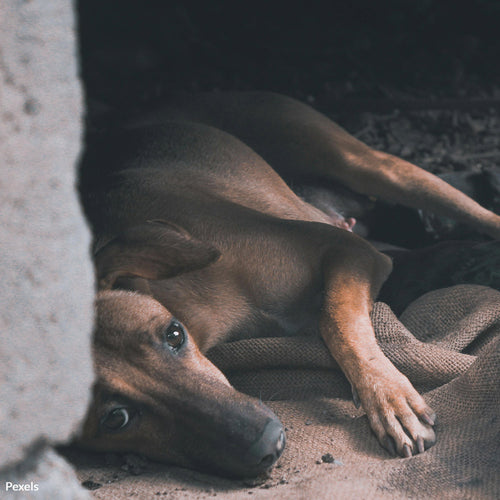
[0,0,94,480]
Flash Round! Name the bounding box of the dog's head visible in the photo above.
[78,221,285,477]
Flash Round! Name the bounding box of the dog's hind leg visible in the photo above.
[245,94,500,239]
[158,92,500,239]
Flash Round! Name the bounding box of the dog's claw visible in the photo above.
[416,436,425,454]
[351,384,361,409]
[402,444,412,458]
[422,412,437,426]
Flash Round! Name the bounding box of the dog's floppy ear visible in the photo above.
[95,220,221,290]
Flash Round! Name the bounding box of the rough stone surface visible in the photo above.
[0,447,90,500]
[0,0,94,473]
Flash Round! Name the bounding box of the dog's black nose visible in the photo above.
[244,419,286,472]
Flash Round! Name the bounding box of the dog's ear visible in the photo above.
[94,220,221,290]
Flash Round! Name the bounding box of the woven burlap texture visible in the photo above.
[206,284,500,499]
[80,284,499,499]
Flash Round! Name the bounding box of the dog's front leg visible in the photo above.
[320,241,436,457]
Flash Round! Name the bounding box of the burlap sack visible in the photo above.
[76,285,500,499]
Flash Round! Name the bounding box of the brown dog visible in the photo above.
[78,92,500,477]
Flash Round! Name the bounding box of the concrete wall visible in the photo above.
[0,0,94,497]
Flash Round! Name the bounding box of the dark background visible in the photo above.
[77,0,500,246]
[78,0,500,105]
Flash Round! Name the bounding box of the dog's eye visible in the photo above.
[164,320,186,351]
[102,407,131,431]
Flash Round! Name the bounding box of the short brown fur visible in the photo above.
[78,92,500,476]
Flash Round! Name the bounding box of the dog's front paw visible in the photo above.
[354,360,436,458]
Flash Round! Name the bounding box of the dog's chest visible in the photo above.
[230,297,322,341]
[150,258,324,352]
[184,293,322,352]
